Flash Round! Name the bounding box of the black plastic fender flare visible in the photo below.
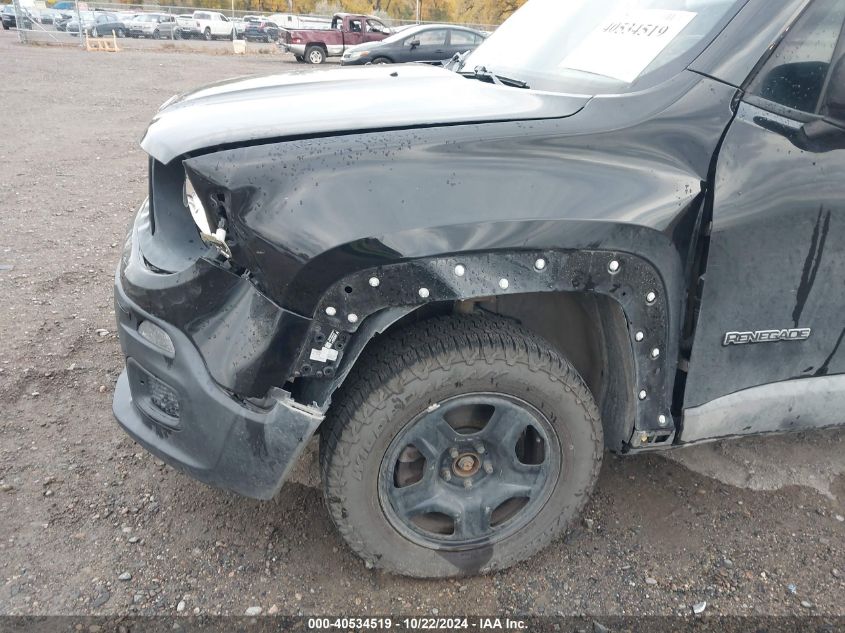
[292,248,677,444]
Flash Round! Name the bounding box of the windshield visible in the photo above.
[464,0,744,94]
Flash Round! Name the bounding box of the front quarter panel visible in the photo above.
[183,73,738,444]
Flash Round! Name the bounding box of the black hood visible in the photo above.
[140,64,589,164]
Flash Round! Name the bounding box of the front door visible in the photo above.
[683,0,845,438]
[408,28,448,63]
[344,17,364,47]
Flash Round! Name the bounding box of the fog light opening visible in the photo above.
[138,320,175,356]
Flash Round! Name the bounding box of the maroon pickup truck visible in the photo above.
[282,13,392,64]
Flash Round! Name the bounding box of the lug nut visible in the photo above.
[638,390,647,400]
[347,313,359,324]
[368,277,380,287]
[499,278,510,290]
[441,468,452,482]
[658,414,668,427]
[475,444,486,455]
[651,348,660,359]
[457,456,475,472]
[646,291,657,304]
[534,258,547,271]
[325,306,337,316]
[463,479,473,489]
[418,287,430,299]
[483,461,493,474]
[635,331,645,342]
[608,260,620,274]
[449,447,460,459]
[454,264,466,277]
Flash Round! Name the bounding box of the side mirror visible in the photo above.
[409,39,420,49]
[755,114,844,153]
[798,118,845,152]
[822,55,845,124]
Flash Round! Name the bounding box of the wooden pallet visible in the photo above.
[85,32,120,52]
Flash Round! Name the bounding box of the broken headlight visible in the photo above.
[183,174,232,259]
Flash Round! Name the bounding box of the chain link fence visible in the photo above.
[7,0,497,54]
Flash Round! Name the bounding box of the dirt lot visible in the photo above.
[1,32,844,619]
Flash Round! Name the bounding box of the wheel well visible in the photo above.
[308,292,636,451]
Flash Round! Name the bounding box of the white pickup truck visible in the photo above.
[192,11,232,40]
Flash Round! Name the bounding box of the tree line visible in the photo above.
[125,0,528,26]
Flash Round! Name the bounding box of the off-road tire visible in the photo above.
[320,314,603,578]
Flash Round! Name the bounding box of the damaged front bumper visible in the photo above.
[112,202,322,500]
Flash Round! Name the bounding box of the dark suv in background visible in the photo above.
[243,19,280,43]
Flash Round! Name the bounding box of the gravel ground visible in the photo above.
[1,32,844,619]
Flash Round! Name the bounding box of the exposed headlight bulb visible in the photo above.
[184,175,232,259]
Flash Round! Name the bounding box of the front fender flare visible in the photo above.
[293,248,677,444]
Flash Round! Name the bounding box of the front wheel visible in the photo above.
[116,28,125,38]
[152,29,160,39]
[320,315,603,578]
[202,27,211,41]
[305,45,325,64]
[372,56,391,64]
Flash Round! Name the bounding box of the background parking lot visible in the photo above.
[1,33,844,619]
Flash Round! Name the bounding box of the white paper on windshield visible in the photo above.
[560,9,697,83]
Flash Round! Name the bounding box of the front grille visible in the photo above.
[139,159,208,274]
